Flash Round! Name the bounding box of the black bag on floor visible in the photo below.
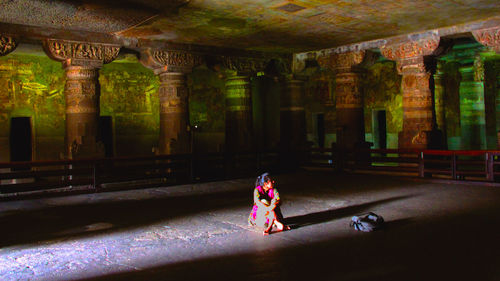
[350,212,384,232]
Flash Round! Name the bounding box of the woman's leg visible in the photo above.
[263,210,277,235]
[263,218,274,235]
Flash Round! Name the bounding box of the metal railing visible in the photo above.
[302,147,500,182]
[1,148,499,198]
[0,151,282,198]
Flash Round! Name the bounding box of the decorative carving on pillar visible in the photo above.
[0,35,18,56]
[221,56,268,75]
[380,36,440,73]
[318,51,365,73]
[43,39,120,67]
[141,48,202,74]
[472,27,500,53]
[380,36,440,148]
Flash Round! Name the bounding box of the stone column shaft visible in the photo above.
[158,72,189,154]
[64,65,105,158]
[225,75,252,152]
[335,71,365,149]
[280,79,306,150]
[400,61,434,148]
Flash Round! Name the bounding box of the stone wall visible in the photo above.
[362,61,402,149]
[0,53,65,161]
[99,56,160,156]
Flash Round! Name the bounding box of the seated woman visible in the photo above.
[248,173,289,235]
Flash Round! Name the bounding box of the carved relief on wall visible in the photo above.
[43,39,120,66]
[472,27,500,53]
[0,36,18,56]
[380,36,439,73]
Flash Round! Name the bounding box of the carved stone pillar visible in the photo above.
[280,78,306,150]
[381,36,440,149]
[158,72,189,154]
[141,49,201,155]
[222,56,267,152]
[43,39,120,158]
[318,51,366,149]
[225,75,252,152]
[333,52,366,149]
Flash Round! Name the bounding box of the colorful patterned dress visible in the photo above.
[248,185,282,228]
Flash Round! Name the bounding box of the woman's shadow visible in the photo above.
[284,195,414,229]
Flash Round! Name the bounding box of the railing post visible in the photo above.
[92,162,99,191]
[418,151,425,178]
[486,152,494,182]
[451,153,457,180]
[189,153,195,182]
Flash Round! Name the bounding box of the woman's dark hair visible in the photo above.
[255,172,271,187]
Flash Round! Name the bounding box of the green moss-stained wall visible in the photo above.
[99,58,160,156]
[0,53,65,161]
[0,52,162,161]
[362,61,402,149]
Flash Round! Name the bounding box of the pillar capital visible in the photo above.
[0,35,18,56]
[317,51,365,73]
[221,56,268,76]
[140,48,202,75]
[380,35,440,74]
[43,39,120,68]
[472,27,500,53]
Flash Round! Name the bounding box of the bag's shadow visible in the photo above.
[284,195,414,229]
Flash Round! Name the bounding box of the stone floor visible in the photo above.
[0,170,499,281]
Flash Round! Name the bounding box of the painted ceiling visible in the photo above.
[1,0,500,53]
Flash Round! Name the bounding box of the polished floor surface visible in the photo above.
[1,171,499,281]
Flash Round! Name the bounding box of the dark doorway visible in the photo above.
[316,113,325,148]
[99,116,114,157]
[10,117,32,162]
[375,110,387,149]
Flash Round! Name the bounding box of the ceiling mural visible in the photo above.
[1,0,500,52]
